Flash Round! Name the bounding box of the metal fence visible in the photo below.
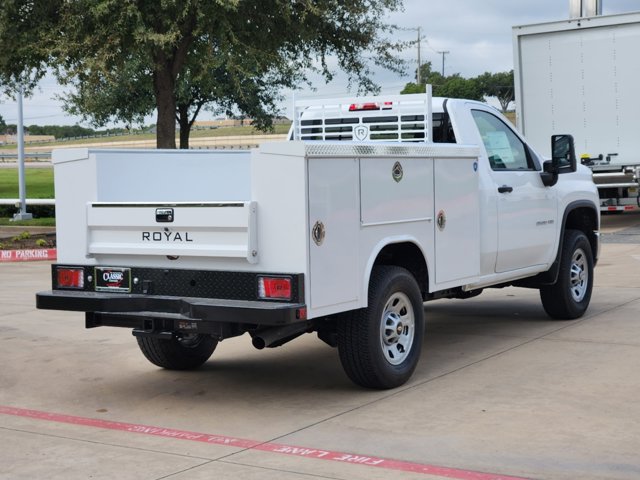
[0,152,52,162]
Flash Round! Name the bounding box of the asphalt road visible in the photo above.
[1,213,639,480]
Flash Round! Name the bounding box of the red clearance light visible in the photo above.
[56,267,85,289]
[348,101,393,112]
[349,103,379,111]
[258,276,292,300]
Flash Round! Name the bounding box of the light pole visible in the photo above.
[12,86,32,221]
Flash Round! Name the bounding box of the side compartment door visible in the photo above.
[434,157,481,284]
[308,157,360,310]
[470,109,558,273]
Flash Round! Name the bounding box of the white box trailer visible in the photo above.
[513,11,640,212]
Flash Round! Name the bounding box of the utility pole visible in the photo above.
[416,27,421,84]
[406,27,422,84]
[12,86,32,221]
[437,50,450,77]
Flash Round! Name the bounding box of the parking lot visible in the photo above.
[1,212,639,480]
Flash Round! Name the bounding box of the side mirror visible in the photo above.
[541,135,576,187]
[551,134,577,173]
[540,160,558,187]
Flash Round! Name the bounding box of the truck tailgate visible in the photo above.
[86,202,258,263]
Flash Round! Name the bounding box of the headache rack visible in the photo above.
[291,88,434,144]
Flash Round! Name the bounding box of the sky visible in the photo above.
[1,0,638,127]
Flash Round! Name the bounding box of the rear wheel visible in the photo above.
[136,333,217,370]
[540,229,594,319]
[337,266,424,389]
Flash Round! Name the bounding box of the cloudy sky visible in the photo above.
[1,0,638,126]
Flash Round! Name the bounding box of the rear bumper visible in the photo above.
[36,290,306,327]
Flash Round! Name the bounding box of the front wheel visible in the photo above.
[337,266,424,389]
[540,229,594,320]
[136,333,218,370]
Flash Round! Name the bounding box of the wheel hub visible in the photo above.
[379,292,416,366]
[569,247,589,302]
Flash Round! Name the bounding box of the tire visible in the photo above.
[136,333,218,370]
[540,229,594,320]
[337,266,424,389]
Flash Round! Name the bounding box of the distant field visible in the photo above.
[0,169,54,198]
[504,111,516,126]
[0,124,292,151]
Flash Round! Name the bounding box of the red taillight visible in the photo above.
[258,276,292,300]
[56,267,85,289]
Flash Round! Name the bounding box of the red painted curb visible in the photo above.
[0,249,57,263]
[0,405,529,480]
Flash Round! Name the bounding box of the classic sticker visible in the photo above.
[95,267,131,292]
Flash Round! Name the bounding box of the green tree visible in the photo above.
[1,1,405,149]
[27,124,97,139]
[437,75,481,100]
[401,61,482,101]
[0,2,60,91]
[61,56,155,134]
[0,114,6,134]
[476,70,514,112]
[400,83,426,95]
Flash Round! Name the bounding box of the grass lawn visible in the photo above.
[0,168,54,198]
[0,217,55,226]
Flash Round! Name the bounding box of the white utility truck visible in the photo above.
[37,92,600,389]
[513,10,640,212]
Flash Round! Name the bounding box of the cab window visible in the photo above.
[471,110,534,171]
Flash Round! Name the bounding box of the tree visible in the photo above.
[0,2,61,92]
[1,1,406,149]
[400,61,482,101]
[0,114,6,134]
[61,56,156,134]
[476,70,514,112]
[437,75,481,100]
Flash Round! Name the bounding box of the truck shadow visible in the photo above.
[90,290,561,404]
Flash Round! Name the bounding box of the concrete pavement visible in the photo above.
[0,217,639,480]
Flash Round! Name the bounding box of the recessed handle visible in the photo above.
[498,185,513,193]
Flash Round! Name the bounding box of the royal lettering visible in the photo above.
[142,231,193,242]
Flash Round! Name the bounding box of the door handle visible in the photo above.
[498,185,513,193]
